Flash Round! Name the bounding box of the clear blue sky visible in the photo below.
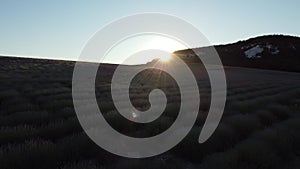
[0,0,299,63]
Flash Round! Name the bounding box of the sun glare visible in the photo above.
[159,54,171,62]
[142,36,185,63]
[104,34,186,64]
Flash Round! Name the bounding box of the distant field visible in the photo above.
[0,56,300,169]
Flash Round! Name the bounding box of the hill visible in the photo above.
[173,35,300,72]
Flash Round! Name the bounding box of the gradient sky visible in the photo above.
[0,0,299,63]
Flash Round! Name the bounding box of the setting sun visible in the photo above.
[141,35,185,63]
[158,54,171,62]
[104,34,186,64]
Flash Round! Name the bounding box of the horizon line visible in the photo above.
[0,33,299,64]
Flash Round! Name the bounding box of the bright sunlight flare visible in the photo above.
[103,34,187,65]
[159,54,171,62]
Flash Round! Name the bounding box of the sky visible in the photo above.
[0,0,299,64]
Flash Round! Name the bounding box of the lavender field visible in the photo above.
[0,57,300,169]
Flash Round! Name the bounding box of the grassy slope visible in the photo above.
[0,56,300,169]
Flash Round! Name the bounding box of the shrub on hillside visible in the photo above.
[39,117,81,140]
[0,139,58,169]
[224,114,262,138]
[57,132,102,162]
[267,104,291,120]
[201,138,283,169]
[176,123,237,160]
[233,138,283,169]
[58,160,103,169]
[201,150,238,169]
[0,125,38,144]
[0,89,19,99]
[0,110,51,126]
[41,99,73,112]
[252,126,295,159]
[256,110,279,126]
